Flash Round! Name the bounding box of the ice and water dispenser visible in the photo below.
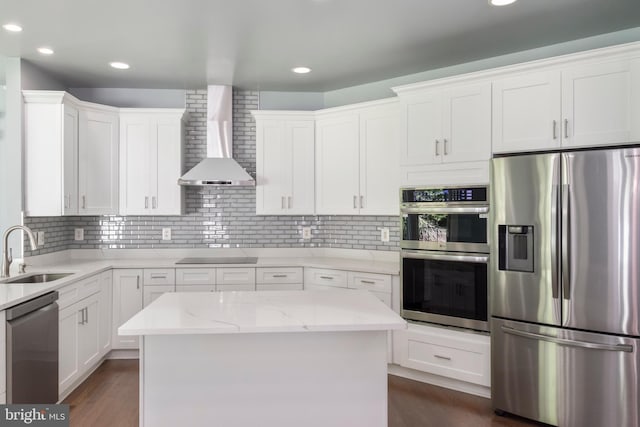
[498,225,534,272]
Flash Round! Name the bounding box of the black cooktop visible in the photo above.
[175,257,258,265]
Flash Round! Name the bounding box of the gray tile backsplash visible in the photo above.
[24,89,399,256]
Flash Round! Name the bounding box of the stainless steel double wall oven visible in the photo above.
[400,186,490,331]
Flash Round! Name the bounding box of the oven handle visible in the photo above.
[401,250,489,264]
[400,206,489,214]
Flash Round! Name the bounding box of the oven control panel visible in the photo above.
[401,186,488,203]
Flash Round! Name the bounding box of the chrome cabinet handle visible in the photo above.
[152,196,157,209]
[288,196,292,209]
[150,274,167,279]
[353,195,357,209]
[78,309,84,325]
[272,274,288,278]
[435,139,440,156]
[319,276,334,280]
[553,120,558,140]
[84,307,88,324]
[564,119,569,138]
[145,197,149,209]
[136,276,140,289]
[443,139,448,155]
[360,280,376,285]
[82,195,86,209]
[434,354,452,361]
[360,195,364,209]
[281,196,286,209]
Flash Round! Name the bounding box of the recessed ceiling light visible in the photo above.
[292,67,312,74]
[37,47,54,55]
[109,61,130,70]
[2,23,22,32]
[489,0,517,5]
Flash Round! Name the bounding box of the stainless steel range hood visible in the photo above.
[178,85,255,186]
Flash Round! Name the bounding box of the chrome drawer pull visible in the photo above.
[319,276,334,280]
[272,274,288,278]
[360,280,376,285]
[434,354,452,361]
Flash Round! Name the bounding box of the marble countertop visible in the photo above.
[0,249,400,311]
[119,290,406,335]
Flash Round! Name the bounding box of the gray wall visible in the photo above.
[20,60,66,91]
[68,88,186,108]
[24,90,399,256]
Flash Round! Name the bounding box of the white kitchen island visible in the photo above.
[119,290,406,427]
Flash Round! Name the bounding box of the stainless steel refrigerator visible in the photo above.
[490,146,640,427]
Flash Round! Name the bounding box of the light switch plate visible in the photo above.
[36,231,45,246]
[380,228,390,242]
[74,228,84,241]
[302,227,312,240]
[162,228,172,241]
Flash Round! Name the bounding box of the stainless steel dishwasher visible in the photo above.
[6,291,59,403]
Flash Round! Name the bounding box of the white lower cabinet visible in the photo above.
[394,322,490,387]
[58,274,104,396]
[112,269,143,349]
[216,268,255,291]
[99,271,113,356]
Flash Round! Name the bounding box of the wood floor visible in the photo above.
[65,360,542,427]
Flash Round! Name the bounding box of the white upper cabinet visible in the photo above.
[119,110,186,215]
[395,82,491,186]
[315,113,360,215]
[23,91,119,216]
[492,70,562,153]
[254,112,315,215]
[493,54,640,153]
[315,100,400,215]
[78,108,119,215]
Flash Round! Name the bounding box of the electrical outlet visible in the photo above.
[380,228,390,242]
[162,228,172,241]
[302,227,312,240]
[36,231,45,246]
[74,228,84,241]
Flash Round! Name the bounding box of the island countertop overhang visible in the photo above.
[119,289,407,336]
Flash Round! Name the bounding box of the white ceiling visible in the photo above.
[1,0,640,91]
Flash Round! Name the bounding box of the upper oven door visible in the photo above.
[401,205,489,252]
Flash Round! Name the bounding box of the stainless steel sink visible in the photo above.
[3,273,73,284]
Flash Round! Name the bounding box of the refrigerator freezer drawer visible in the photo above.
[492,317,640,427]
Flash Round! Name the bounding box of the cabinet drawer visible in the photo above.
[57,282,80,310]
[77,274,101,300]
[348,272,391,293]
[143,269,175,285]
[256,267,303,284]
[396,323,490,386]
[176,284,216,293]
[176,268,216,285]
[256,283,303,291]
[217,284,256,292]
[304,268,348,288]
[216,268,255,286]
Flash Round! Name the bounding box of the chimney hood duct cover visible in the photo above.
[178,85,255,186]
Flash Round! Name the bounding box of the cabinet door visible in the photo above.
[315,114,360,214]
[62,104,79,215]
[143,285,175,307]
[562,59,637,148]
[256,120,288,214]
[287,120,315,215]
[98,271,112,356]
[442,82,491,163]
[59,303,80,394]
[359,104,400,215]
[154,116,184,215]
[78,109,119,214]
[119,114,152,215]
[78,293,100,371]
[492,71,562,153]
[400,92,442,166]
[112,269,143,349]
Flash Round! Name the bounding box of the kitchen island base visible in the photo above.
[140,330,388,427]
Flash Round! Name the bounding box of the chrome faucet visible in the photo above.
[1,225,38,278]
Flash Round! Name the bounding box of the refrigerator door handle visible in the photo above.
[501,326,633,353]
[551,183,560,299]
[562,184,571,300]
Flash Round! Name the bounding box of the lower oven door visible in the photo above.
[401,250,489,331]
